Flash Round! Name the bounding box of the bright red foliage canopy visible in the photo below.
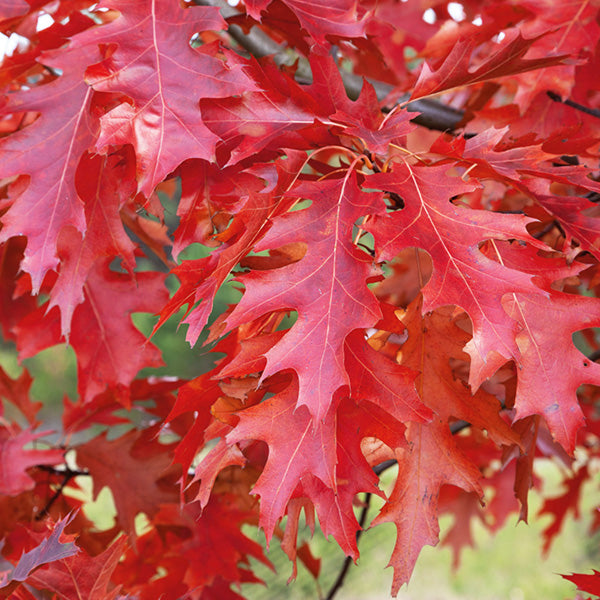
[1,0,600,598]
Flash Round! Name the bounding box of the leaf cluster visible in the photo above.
[1,0,600,598]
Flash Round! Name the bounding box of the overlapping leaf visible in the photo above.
[243,0,370,43]
[1,515,78,589]
[157,187,278,346]
[15,260,167,403]
[304,394,408,559]
[0,42,98,291]
[224,170,385,422]
[48,152,137,337]
[0,429,64,496]
[226,378,337,540]
[0,0,28,22]
[201,59,329,166]
[502,291,600,453]
[374,420,482,594]
[27,536,127,600]
[412,28,568,100]
[76,430,178,537]
[398,297,520,448]
[344,328,431,425]
[538,465,588,554]
[77,0,254,195]
[366,163,540,386]
[562,569,600,598]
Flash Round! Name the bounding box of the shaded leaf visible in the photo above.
[3,515,78,585]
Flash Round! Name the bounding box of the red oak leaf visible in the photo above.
[166,373,224,481]
[501,415,541,523]
[362,297,493,593]
[0,428,64,496]
[502,291,600,453]
[243,0,369,43]
[373,420,482,595]
[15,259,167,403]
[412,28,568,100]
[511,1,600,110]
[172,160,265,260]
[201,58,332,167]
[76,430,178,537]
[538,464,588,554]
[0,0,28,21]
[62,392,129,434]
[226,378,337,541]
[48,152,137,337]
[217,330,286,379]
[78,0,254,195]
[0,41,99,292]
[0,239,38,341]
[203,53,407,165]
[439,488,485,568]
[301,395,408,559]
[178,499,271,593]
[1,515,78,587]
[533,195,600,262]
[27,536,127,600]
[157,188,278,346]
[192,438,246,509]
[435,127,600,202]
[366,164,540,388]
[279,497,320,582]
[563,570,600,597]
[224,170,385,422]
[397,297,521,448]
[117,499,270,597]
[0,365,40,427]
[344,329,432,424]
[331,90,416,155]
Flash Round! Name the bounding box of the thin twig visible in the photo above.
[547,91,600,120]
[35,465,88,520]
[325,493,373,600]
